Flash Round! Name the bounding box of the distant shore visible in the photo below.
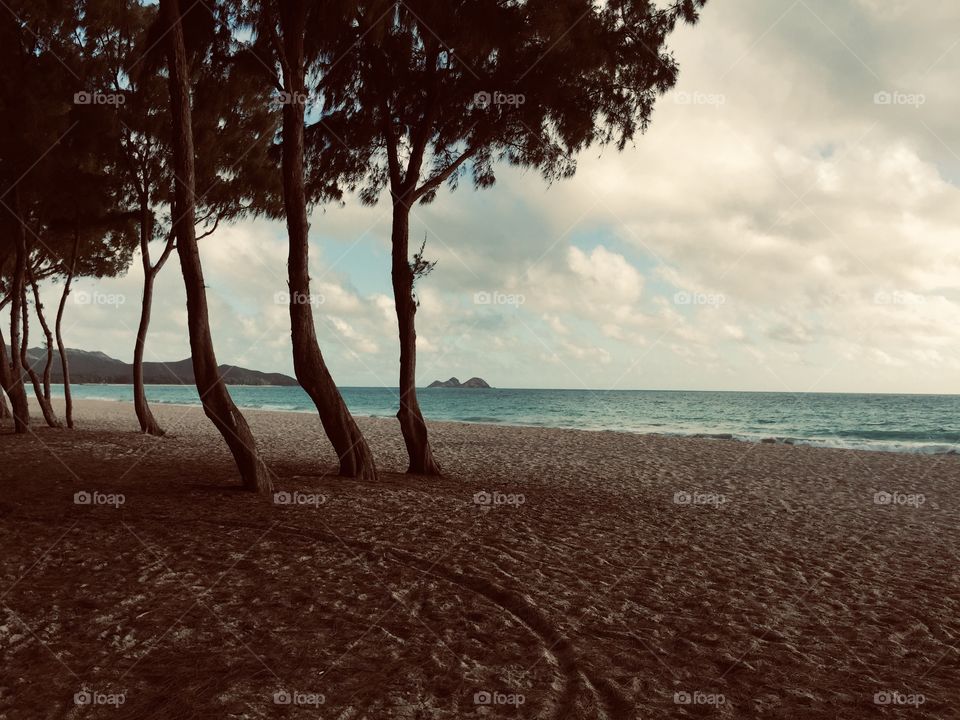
[2,397,957,718]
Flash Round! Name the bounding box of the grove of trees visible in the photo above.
[0,0,707,491]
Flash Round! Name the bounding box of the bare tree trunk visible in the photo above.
[20,288,61,428]
[55,229,80,428]
[390,200,441,475]
[0,330,18,424]
[277,2,377,481]
[7,190,31,433]
[28,270,55,400]
[161,0,271,493]
[134,201,164,436]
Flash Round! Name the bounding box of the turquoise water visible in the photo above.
[49,384,960,454]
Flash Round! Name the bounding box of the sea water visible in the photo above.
[47,384,960,454]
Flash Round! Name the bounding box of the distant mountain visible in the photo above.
[427,376,491,389]
[18,348,298,386]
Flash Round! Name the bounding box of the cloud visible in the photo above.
[29,0,960,393]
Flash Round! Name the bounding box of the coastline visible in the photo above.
[33,393,960,456]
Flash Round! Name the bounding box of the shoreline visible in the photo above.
[27,395,960,457]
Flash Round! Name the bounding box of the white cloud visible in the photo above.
[27,0,960,393]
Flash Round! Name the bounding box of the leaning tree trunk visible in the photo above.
[133,203,163,436]
[133,269,163,436]
[29,271,56,402]
[7,192,31,433]
[20,289,61,428]
[277,2,377,481]
[390,200,441,475]
[161,0,271,493]
[0,331,20,425]
[55,229,80,428]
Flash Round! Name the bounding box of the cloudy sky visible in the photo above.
[44,0,960,393]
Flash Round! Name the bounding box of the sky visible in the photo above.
[40,0,960,392]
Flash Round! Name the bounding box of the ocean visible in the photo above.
[47,384,960,455]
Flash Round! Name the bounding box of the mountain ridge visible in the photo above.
[17,347,298,386]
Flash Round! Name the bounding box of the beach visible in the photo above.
[1,398,958,718]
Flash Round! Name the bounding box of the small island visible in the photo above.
[427,376,492,389]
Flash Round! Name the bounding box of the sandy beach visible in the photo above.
[1,397,958,719]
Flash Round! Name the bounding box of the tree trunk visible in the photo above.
[55,229,80,429]
[28,271,55,401]
[161,0,271,493]
[0,330,18,425]
[20,288,61,428]
[133,202,164,436]
[277,2,377,481]
[390,200,441,475]
[7,190,31,433]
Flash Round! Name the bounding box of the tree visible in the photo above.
[323,0,706,473]
[241,0,378,481]
[106,0,277,436]
[155,0,272,493]
[0,0,80,433]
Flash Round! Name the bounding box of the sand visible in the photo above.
[1,397,958,719]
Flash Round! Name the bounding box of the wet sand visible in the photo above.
[1,398,958,718]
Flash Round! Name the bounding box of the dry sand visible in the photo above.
[1,397,959,719]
